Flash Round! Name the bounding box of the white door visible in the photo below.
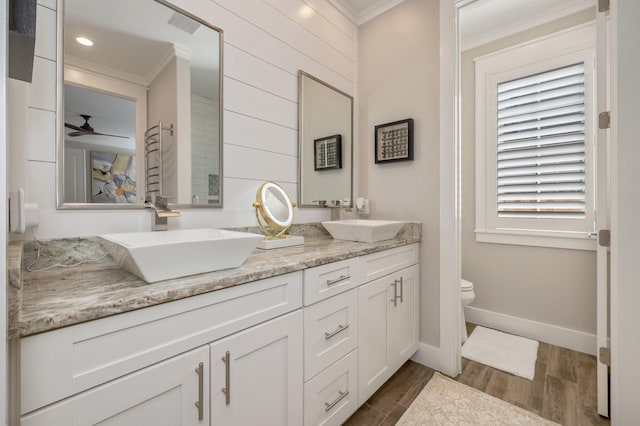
[357,276,391,405]
[21,346,209,426]
[64,147,88,203]
[595,2,611,418]
[388,265,420,372]
[210,310,303,425]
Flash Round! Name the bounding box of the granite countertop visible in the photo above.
[8,223,421,338]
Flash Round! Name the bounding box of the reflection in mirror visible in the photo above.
[252,182,304,249]
[298,71,353,208]
[59,0,222,208]
[64,85,136,203]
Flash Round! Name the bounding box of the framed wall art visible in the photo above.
[314,134,342,171]
[374,118,414,164]
[91,151,137,203]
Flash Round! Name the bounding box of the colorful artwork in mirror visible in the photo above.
[91,151,137,203]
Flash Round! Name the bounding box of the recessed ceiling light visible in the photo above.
[76,37,93,47]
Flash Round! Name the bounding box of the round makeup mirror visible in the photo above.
[253,182,296,239]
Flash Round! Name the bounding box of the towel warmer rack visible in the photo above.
[144,122,173,202]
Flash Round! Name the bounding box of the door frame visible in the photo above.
[438,0,462,377]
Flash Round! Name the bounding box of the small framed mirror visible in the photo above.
[298,71,353,208]
[253,182,303,249]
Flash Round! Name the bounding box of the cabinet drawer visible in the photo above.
[20,272,302,414]
[304,350,358,426]
[304,290,358,381]
[304,258,364,306]
[361,243,418,282]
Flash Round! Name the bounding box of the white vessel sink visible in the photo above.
[321,220,405,243]
[100,228,264,283]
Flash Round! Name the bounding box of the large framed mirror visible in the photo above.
[298,71,353,208]
[58,0,223,209]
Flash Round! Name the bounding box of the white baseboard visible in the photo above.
[411,343,459,376]
[465,306,597,355]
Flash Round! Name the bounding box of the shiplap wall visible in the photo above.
[7,0,356,239]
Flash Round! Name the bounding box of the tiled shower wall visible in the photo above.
[191,94,220,204]
[8,0,356,239]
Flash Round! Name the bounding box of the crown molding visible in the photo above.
[328,0,406,25]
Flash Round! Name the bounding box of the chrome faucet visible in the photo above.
[313,199,342,220]
[146,195,181,231]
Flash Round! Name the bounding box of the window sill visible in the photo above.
[475,229,597,251]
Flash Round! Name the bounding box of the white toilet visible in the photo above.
[461,279,475,343]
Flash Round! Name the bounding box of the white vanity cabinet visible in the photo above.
[20,346,210,426]
[302,243,419,425]
[210,310,303,425]
[358,263,419,405]
[18,272,303,425]
[16,242,420,426]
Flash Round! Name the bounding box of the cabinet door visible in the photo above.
[358,264,420,406]
[388,264,419,372]
[210,310,303,425]
[357,277,391,406]
[21,346,209,426]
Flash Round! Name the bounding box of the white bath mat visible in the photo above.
[461,326,539,380]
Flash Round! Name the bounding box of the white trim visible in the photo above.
[475,229,597,251]
[438,0,461,378]
[411,343,451,373]
[461,0,595,51]
[327,0,406,25]
[355,0,406,25]
[64,55,149,87]
[471,21,597,63]
[326,0,358,23]
[147,45,190,87]
[475,23,597,247]
[465,306,597,355]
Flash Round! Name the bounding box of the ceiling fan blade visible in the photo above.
[92,131,129,139]
[68,130,129,139]
[65,122,84,132]
[66,115,129,138]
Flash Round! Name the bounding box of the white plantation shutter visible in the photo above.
[496,63,586,219]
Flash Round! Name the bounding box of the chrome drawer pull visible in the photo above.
[324,324,349,340]
[221,351,231,405]
[325,390,349,412]
[326,275,351,286]
[194,362,204,420]
[397,277,404,303]
[390,281,398,307]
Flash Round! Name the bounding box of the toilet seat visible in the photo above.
[460,279,475,344]
[461,278,473,291]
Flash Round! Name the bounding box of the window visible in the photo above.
[475,24,596,250]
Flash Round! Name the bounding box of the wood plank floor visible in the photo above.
[345,323,610,425]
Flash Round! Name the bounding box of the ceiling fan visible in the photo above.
[65,114,129,139]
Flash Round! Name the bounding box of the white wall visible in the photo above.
[358,0,441,347]
[611,0,640,422]
[461,9,599,350]
[7,0,356,239]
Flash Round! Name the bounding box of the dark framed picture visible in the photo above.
[314,134,342,171]
[375,118,414,164]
